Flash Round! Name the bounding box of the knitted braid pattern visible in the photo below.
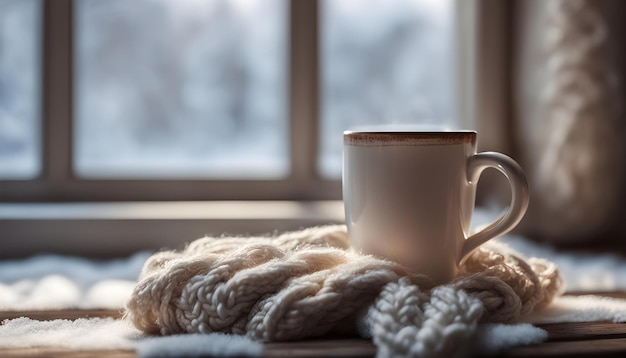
[126,225,563,357]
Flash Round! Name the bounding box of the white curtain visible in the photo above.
[512,0,624,243]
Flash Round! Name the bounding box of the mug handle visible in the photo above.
[457,152,530,266]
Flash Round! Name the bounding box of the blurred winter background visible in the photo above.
[319,0,456,176]
[0,0,455,180]
[0,0,40,179]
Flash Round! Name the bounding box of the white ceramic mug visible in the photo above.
[343,131,529,284]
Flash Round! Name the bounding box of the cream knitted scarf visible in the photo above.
[125,225,563,357]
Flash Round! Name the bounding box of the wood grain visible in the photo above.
[504,338,626,357]
[540,321,626,342]
[265,338,376,358]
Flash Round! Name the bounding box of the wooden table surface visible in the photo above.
[2,293,626,358]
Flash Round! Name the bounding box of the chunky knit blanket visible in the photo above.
[126,225,563,357]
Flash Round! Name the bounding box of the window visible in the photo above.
[75,0,288,179]
[319,0,457,177]
[0,0,460,201]
[0,0,41,179]
[0,0,486,257]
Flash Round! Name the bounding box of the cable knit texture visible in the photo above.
[125,225,563,357]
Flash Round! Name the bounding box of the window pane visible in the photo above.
[0,0,41,179]
[75,0,288,179]
[319,0,457,177]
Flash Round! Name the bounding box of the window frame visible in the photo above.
[0,0,513,258]
[0,0,504,202]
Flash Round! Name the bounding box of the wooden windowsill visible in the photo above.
[0,201,345,259]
